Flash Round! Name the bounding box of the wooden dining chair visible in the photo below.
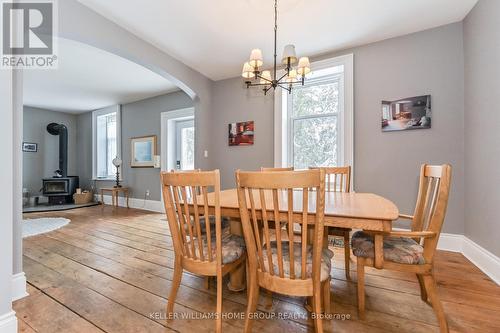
[171,168,230,290]
[260,166,294,171]
[309,166,352,279]
[161,170,246,333]
[236,169,332,333]
[352,164,452,333]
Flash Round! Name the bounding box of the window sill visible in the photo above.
[92,178,120,181]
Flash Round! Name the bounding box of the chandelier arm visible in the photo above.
[276,71,289,83]
[286,80,306,85]
[247,82,275,87]
[255,73,274,84]
[277,83,291,92]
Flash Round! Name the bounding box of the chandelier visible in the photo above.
[241,0,311,95]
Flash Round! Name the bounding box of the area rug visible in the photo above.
[22,217,70,238]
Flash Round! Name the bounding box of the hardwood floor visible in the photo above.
[15,206,500,332]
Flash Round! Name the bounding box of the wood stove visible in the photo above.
[43,123,79,204]
[42,176,79,204]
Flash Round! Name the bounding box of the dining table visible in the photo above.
[190,188,399,291]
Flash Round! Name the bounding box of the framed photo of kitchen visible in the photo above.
[131,135,157,167]
[228,121,254,146]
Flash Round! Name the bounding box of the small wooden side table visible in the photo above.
[100,187,129,208]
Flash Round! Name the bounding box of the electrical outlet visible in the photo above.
[146,190,150,197]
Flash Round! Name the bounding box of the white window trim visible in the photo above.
[92,105,122,180]
[274,53,354,189]
[160,107,195,172]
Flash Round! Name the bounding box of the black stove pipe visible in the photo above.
[46,123,68,177]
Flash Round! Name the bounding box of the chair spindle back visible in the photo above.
[161,170,222,265]
[236,169,325,282]
[309,166,351,192]
[411,164,452,262]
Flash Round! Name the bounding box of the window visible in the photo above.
[288,77,341,169]
[92,105,121,179]
[275,54,353,180]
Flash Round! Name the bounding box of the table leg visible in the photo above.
[126,191,129,208]
[228,263,246,292]
[374,233,384,269]
[307,226,329,248]
[227,218,246,291]
[100,190,104,205]
[229,219,243,236]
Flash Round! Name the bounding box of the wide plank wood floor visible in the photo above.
[15,206,500,333]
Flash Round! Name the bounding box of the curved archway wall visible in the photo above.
[58,0,214,171]
[9,0,215,304]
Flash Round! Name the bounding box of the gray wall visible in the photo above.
[464,0,500,256]
[23,106,78,196]
[211,22,465,234]
[212,80,275,189]
[78,91,193,200]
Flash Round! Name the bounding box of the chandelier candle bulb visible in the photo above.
[282,44,297,65]
[297,57,311,75]
[249,49,263,67]
[286,69,298,83]
[242,62,255,79]
[260,70,272,84]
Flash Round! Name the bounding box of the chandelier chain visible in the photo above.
[273,0,278,81]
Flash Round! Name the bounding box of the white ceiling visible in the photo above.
[78,0,477,81]
[23,38,179,113]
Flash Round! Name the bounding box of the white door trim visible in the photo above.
[160,107,195,172]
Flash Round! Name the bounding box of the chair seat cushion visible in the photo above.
[188,227,245,265]
[351,231,425,265]
[262,241,333,281]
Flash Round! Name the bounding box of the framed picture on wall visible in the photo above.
[228,121,254,146]
[22,142,38,152]
[381,95,431,132]
[131,135,157,167]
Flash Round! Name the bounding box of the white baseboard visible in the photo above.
[436,232,465,252]
[437,233,500,284]
[12,272,28,301]
[0,311,17,333]
[462,237,500,285]
[96,194,164,213]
